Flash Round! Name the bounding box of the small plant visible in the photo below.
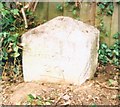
[98,32,120,66]
[27,94,35,103]
[56,2,80,20]
[27,94,53,105]
[56,4,63,12]
[90,103,97,107]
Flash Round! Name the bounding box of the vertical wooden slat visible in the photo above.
[82,2,96,25]
[95,3,112,46]
[63,2,75,18]
[88,2,96,26]
[110,3,118,45]
[79,2,89,23]
[34,2,48,24]
[63,2,80,19]
[102,15,112,46]
[80,2,96,25]
[95,4,101,28]
[48,2,63,20]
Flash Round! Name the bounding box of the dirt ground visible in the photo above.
[1,64,120,105]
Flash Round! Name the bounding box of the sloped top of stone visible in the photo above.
[22,16,99,43]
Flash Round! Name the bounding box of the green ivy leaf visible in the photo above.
[113,49,119,56]
[107,10,112,16]
[105,32,109,37]
[13,46,18,52]
[72,10,77,15]
[10,52,19,58]
[108,79,114,86]
[99,4,105,9]
[2,47,8,60]
[106,48,111,53]
[37,100,42,105]
[56,4,63,12]
[27,94,35,103]
[13,67,19,74]
[112,57,119,66]
[45,101,51,105]
[0,32,10,38]
[90,103,97,107]
[11,9,19,15]
[101,43,108,49]
[36,96,42,100]
[0,2,4,10]
[109,3,114,11]
[7,36,16,42]
[113,32,120,39]
[10,27,16,31]
[107,52,113,58]
[13,33,19,38]
[1,9,9,17]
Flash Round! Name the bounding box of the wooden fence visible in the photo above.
[33,2,119,46]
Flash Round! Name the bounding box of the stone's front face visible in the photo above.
[22,16,99,85]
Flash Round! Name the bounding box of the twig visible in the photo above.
[33,0,38,12]
[54,92,67,105]
[20,1,38,28]
[21,7,28,28]
[95,80,119,90]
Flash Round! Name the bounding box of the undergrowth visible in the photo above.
[0,2,37,81]
[98,32,120,67]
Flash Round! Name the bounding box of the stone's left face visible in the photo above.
[22,16,99,85]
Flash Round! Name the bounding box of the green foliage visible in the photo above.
[98,32,120,66]
[56,4,63,12]
[57,2,80,20]
[0,3,21,68]
[27,94,35,103]
[90,103,97,107]
[97,2,119,67]
[113,32,120,39]
[27,94,53,105]
[0,2,36,78]
[98,43,110,65]
[98,18,109,37]
[108,79,115,86]
[97,2,114,16]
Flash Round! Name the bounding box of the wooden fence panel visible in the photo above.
[34,2,118,45]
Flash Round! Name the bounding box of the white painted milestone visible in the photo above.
[21,16,99,85]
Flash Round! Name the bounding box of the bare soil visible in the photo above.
[1,64,120,105]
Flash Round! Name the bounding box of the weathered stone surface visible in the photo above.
[21,16,99,85]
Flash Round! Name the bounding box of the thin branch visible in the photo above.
[21,7,28,28]
[33,0,38,12]
[95,80,119,90]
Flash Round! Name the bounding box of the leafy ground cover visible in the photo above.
[1,64,119,105]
